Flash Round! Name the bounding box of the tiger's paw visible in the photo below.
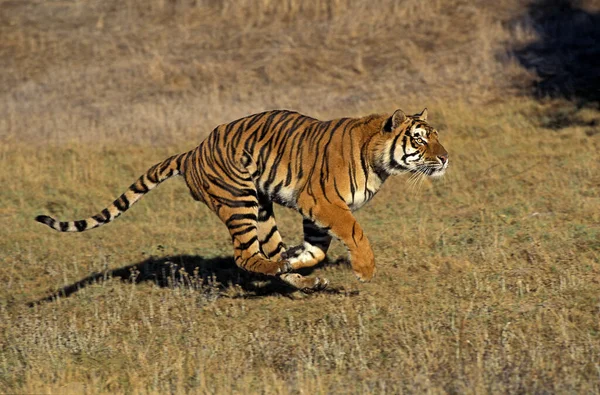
[279,273,329,292]
[353,265,376,282]
[276,260,292,274]
[255,258,292,276]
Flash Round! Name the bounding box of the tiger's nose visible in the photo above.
[437,154,448,165]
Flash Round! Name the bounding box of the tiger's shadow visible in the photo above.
[29,254,355,306]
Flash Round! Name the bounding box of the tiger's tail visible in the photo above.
[35,152,188,232]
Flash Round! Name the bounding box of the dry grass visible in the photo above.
[1,0,600,393]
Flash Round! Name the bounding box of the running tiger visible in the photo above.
[36,109,448,291]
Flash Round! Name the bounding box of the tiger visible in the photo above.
[36,108,448,291]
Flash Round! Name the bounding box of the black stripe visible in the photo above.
[389,134,402,166]
[74,220,87,231]
[285,163,293,186]
[359,140,370,180]
[225,213,257,227]
[159,158,172,174]
[147,170,159,184]
[122,194,130,209]
[333,179,345,201]
[258,111,283,140]
[248,250,261,259]
[224,116,246,135]
[231,226,257,238]
[330,118,349,134]
[206,174,258,198]
[232,118,250,149]
[348,168,356,204]
[268,242,285,258]
[268,115,295,148]
[138,180,150,192]
[391,160,411,171]
[35,215,55,228]
[176,152,186,171]
[92,209,110,224]
[401,151,421,161]
[246,112,269,131]
[350,222,362,246]
[130,180,149,194]
[208,193,258,208]
[261,225,279,244]
[263,152,286,192]
[228,222,254,230]
[114,195,129,211]
[235,236,259,251]
[60,222,69,231]
[271,181,283,198]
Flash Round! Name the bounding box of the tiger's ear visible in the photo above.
[383,109,406,132]
[417,108,428,121]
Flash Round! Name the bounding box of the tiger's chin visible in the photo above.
[416,165,447,178]
[429,168,446,178]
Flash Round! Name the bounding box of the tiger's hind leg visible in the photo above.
[282,218,333,271]
[256,199,286,262]
[256,201,329,292]
[212,191,327,290]
[212,194,290,276]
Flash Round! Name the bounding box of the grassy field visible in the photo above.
[1,0,600,393]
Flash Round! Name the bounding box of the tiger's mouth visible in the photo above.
[416,161,447,178]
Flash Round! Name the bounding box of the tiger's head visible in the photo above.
[380,108,448,178]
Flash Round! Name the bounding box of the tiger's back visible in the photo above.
[186,110,385,212]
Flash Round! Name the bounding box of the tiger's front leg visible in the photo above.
[302,202,375,281]
[282,218,332,270]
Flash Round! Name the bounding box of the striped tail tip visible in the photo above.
[35,214,57,228]
[35,214,75,232]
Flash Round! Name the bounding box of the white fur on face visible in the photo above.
[412,127,428,140]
